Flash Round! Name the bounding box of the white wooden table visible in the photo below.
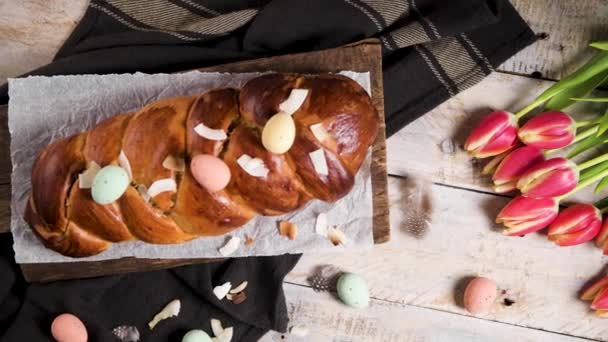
[3,1,608,341]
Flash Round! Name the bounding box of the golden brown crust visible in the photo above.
[25,73,378,257]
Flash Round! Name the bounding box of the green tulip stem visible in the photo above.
[577,152,608,171]
[557,168,608,201]
[575,117,602,128]
[573,125,600,143]
[515,98,547,119]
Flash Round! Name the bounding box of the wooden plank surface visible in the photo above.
[261,284,589,342]
[287,177,608,341]
[18,39,389,282]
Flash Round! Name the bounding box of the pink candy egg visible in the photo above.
[463,277,497,314]
[191,154,231,192]
[51,313,88,342]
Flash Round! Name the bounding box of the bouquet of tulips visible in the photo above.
[465,42,608,315]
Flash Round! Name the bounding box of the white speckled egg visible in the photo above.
[182,329,212,342]
[463,276,497,314]
[91,165,130,205]
[262,112,296,154]
[337,273,369,308]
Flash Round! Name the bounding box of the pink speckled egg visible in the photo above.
[191,154,231,192]
[463,277,497,314]
[51,313,88,342]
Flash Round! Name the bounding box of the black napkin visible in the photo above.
[0,0,536,341]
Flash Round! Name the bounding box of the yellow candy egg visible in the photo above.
[262,112,295,154]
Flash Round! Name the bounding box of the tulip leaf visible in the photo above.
[591,41,608,51]
[571,97,608,102]
[595,196,608,209]
[580,161,608,182]
[595,176,608,194]
[598,109,608,136]
[534,51,608,105]
[546,70,608,110]
[567,133,607,158]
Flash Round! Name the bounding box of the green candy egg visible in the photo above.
[181,330,212,342]
[337,273,369,308]
[91,165,130,205]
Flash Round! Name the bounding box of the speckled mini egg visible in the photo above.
[337,273,369,308]
[91,165,130,205]
[463,276,497,314]
[51,313,88,342]
[190,154,231,192]
[262,112,296,154]
[181,329,212,342]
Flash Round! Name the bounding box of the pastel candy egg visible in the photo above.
[262,112,296,154]
[91,165,130,205]
[463,276,497,314]
[51,313,88,342]
[182,329,212,342]
[191,154,231,192]
[337,273,369,308]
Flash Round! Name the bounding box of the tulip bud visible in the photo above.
[465,111,519,158]
[547,204,601,246]
[580,276,608,316]
[581,276,608,301]
[516,157,579,198]
[497,196,559,236]
[595,219,608,254]
[592,286,608,311]
[518,111,576,149]
[492,146,544,193]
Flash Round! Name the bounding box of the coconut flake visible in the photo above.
[290,325,309,337]
[136,184,151,203]
[237,154,269,178]
[118,150,133,180]
[148,299,180,330]
[213,282,232,300]
[210,319,224,337]
[279,89,309,115]
[219,236,241,256]
[194,123,227,141]
[162,155,185,172]
[226,293,234,301]
[147,178,176,198]
[309,149,328,176]
[315,213,328,236]
[229,281,248,294]
[78,161,101,189]
[310,123,330,143]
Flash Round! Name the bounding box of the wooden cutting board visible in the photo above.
[15,38,389,282]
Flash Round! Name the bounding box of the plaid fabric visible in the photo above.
[0,0,535,136]
[0,1,535,341]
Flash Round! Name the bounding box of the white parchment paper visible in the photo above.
[8,71,374,263]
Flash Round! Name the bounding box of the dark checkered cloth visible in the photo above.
[0,1,535,341]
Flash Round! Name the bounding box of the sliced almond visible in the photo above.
[162,155,185,172]
[327,226,346,246]
[279,89,309,115]
[309,148,328,176]
[194,123,227,141]
[219,236,241,256]
[118,150,133,180]
[279,221,298,240]
[147,178,176,198]
[212,282,232,300]
[78,161,101,189]
[210,318,224,337]
[229,281,248,294]
[231,292,247,305]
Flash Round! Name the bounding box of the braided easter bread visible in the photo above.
[24,73,379,257]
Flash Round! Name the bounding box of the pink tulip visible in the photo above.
[496,195,559,236]
[492,146,545,193]
[516,157,579,198]
[581,276,608,316]
[595,219,608,255]
[465,111,519,158]
[581,276,608,301]
[592,286,608,311]
[518,111,576,149]
[547,204,601,246]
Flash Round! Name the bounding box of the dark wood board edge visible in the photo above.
[19,39,389,282]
